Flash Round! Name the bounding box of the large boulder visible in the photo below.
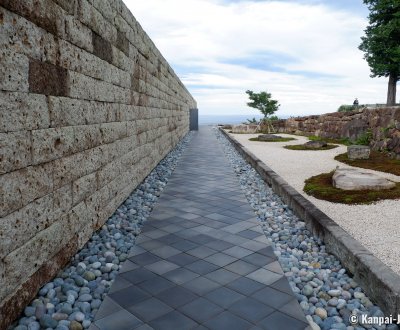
[347,145,370,160]
[304,140,327,149]
[332,167,396,190]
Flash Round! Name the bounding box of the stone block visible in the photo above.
[72,172,97,205]
[100,122,127,144]
[0,163,53,217]
[92,32,113,63]
[53,184,73,218]
[32,127,75,164]
[116,30,130,56]
[73,124,102,151]
[0,193,53,258]
[0,50,29,92]
[0,131,32,174]
[65,15,93,53]
[0,92,49,133]
[347,145,370,160]
[29,60,68,96]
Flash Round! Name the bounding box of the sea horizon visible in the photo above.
[199,114,290,125]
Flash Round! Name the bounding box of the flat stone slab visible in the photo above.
[258,134,282,141]
[347,145,370,160]
[304,140,327,149]
[332,168,396,190]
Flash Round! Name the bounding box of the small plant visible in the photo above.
[308,135,352,146]
[243,117,259,125]
[249,137,296,142]
[355,129,372,146]
[337,105,356,112]
[284,144,338,151]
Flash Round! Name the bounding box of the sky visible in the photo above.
[123,0,389,117]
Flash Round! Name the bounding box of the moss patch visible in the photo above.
[249,137,296,142]
[284,144,338,151]
[335,151,400,176]
[308,135,352,146]
[304,171,400,204]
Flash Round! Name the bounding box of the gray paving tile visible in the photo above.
[156,286,198,308]
[144,260,180,275]
[186,246,217,258]
[252,286,294,309]
[242,253,275,267]
[109,276,132,293]
[127,297,173,322]
[163,267,200,285]
[95,309,143,330]
[182,276,221,295]
[203,311,252,330]
[204,268,240,285]
[224,259,258,276]
[128,252,162,266]
[108,285,150,308]
[257,311,308,330]
[94,296,122,321]
[226,277,265,296]
[204,287,245,308]
[223,246,253,258]
[120,268,157,285]
[171,239,199,252]
[166,253,199,266]
[119,260,139,274]
[205,240,235,251]
[229,297,275,323]
[178,297,224,323]
[184,259,220,275]
[149,310,199,330]
[246,268,283,286]
[204,252,237,267]
[137,275,176,296]
[150,246,181,258]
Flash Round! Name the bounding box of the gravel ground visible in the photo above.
[230,132,400,276]
[215,128,397,330]
[9,133,193,330]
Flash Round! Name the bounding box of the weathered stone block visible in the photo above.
[29,60,68,96]
[0,194,53,258]
[0,92,49,133]
[72,172,97,205]
[0,51,29,92]
[73,125,102,151]
[32,127,75,164]
[92,32,113,63]
[347,145,371,160]
[65,15,93,53]
[116,30,130,56]
[0,163,53,217]
[0,131,32,174]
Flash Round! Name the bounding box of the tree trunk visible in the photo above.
[386,73,398,106]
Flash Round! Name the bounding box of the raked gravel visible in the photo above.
[230,132,400,276]
[215,127,397,330]
[9,133,193,330]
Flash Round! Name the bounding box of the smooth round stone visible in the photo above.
[67,294,75,305]
[79,302,91,314]
[69,321,83,330]
[82,320,91,329]
[35,304,46,319]
[39,315,58,328]
[24,306,36,317]
[14,326,28,330]
[91,262,101,269]
[75,311,85,322]
[328,289,341,297]
[328,298,339,307]
[315,307,328,320]
[74,276,85,287]
[342,291,352,300]
[303,285,314,297]
[83,271,96,281]
[337,299,346,309]
[91,299,102,309]
[55,325,69,330]
[27,321,40,330]
[60,303,73,315]
[354,292,365,299]
[52,312,68,321]
[300,301,309,310]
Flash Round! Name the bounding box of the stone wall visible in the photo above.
[0,0,196,326]
[273,107,400,158]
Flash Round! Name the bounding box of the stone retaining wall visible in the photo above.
[273,107,400,158]
[0,1,196,327]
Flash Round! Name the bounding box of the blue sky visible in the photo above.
[124,0,388,117]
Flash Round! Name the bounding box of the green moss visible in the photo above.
[304,171,400,204]
[335,151,400,176]
[308,135,352,146]
[284,144,338,151]
[249,137,296,142]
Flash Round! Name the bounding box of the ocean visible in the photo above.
[199,115,264,125]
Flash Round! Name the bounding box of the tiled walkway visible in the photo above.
[90,126,309,330]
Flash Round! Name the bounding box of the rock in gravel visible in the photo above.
[70,320,83,330]
[315,308,328,320]
[39,315,58,328]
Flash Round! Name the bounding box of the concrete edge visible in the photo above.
[219,128,400,315]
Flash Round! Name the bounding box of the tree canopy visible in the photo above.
[245,90,280,119]
[359,0,400,105]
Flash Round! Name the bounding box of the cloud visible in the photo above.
[124,0,388,116]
